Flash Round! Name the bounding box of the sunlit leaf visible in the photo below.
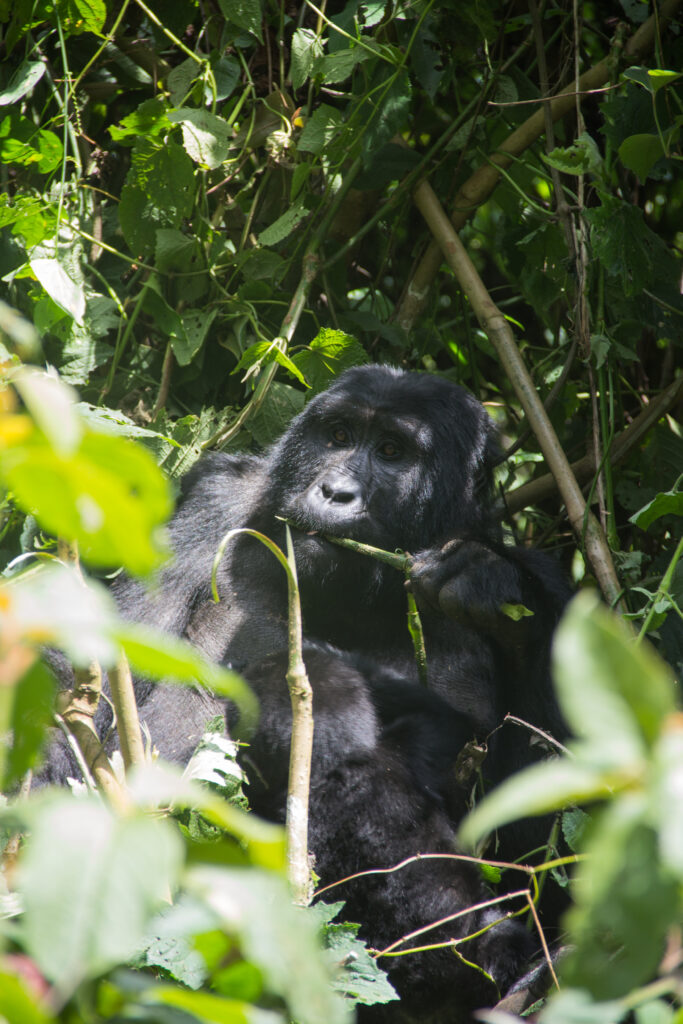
[17,794,184,997]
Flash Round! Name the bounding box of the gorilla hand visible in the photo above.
[408,539,531,636]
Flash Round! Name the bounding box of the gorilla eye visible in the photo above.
[330,426,351,446]
[378,440,401,460]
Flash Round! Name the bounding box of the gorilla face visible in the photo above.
[274,365,499,557]
[283,406,430,548]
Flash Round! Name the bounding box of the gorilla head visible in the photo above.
[273,365,500,554]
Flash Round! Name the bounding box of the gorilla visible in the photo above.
[44,365,570,1022]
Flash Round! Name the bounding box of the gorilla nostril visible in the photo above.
[321,476,360,504]
[323,484,355,503]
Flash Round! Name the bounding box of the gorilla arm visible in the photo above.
[112,452,269,660]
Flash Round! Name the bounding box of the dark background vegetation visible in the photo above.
[0,0,681,1021]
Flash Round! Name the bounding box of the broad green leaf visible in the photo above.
[459,757,611,850]
[0,427,171,574]
[619,133,665,181]
[2,659,55,788]
[635,1000,677,1024]
[257,196,309,246]
[248,381,305,446]
[29,257,86,324]
[17,794,184,996]
[109,98,170,143]
[292,327,367,392]
[57,0,107,36]
[169,108,233,169]
[119,141,194,257]
[561,797,679,999]
[13,366,81,454]
[166,58,200,106]
[317,46,369,84]
[212,55,241,100]
[155,227,198,272]
[0,60,46,106]
[140,985,280,1023]
[543,132,603,176]
[297,104,345,156]
[125,762,285,871]
[652,719,683,876]
[623,66,682,94]
[0,970,54,1024]
[187,867,352,1024]
[1,565,120,668]
[630,487,683,530]
[171,307,219,366]
[238,249,285,282]
[0,114,63,173]
[315,903,398,1006]
[553,593,676,751]
[540,989,627,1024]
[216,0,263,40]
[290,27,324,91]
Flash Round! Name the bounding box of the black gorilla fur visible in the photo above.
[44,365,571,1022]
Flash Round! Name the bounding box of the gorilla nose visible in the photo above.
[320,473,362,505]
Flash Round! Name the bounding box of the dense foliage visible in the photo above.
[0,0,681,1021]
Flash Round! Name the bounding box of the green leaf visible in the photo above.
[171,308,219,367]
[109,98,171,143]
[257,196,309,246]
[543,132,603,176]
[169,108,233,169]
[292,328,368,392]
[623,66,682,94]
[540,989,627,1024]
[139,985,279,1023]
[297,104,345,156]
[0,114,63,173]
[634,1000,676,1024]
[1,565,119,668]
[166,58,199,106]
[216,0,263,41]
[119,140,194,257]
[500,602,534,621]
[248,381,306,446]
[618,133,665,181]
[3,659,55,788]
[317,46,369,84]
[56,0,107,36]
[126,762,285,871]
[0,970,54,1024]
[290,28,324,91]
[17,794,184,997]
[319,904,398,1006]
[29,256,86,324]
[13,366,81,454]
[459,758,611,850]
[212,55,241,101]
[629,487,683,530]
[187,867,351,1024]
[561,797,679,999]
[652,721,683,877]
[553,593,676,751]
[0,60,46,106]
[0,428,172,575]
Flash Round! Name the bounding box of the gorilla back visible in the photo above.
[43,365,571,1021]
